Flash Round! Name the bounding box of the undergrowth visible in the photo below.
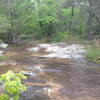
[86,46,100,64]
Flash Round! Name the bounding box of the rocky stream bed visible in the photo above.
[0,43,100,100]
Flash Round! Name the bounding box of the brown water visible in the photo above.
[0,45,100,100]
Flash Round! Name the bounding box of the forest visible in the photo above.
[0,0,100,43]
[0,0,100,100]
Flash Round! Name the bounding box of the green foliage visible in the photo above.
[0,15,10,40]
[61,8,72,17]
[0,15,9,33]
[0,0,99,41]
[39,16,58,24]
[86,48,100,64]
[52,31,70,42]
[0,39,3,43]
[0,94,9,100]
[0,71,27,100]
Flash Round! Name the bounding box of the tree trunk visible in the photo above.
[87,0,94,40]
[12,33,17,43]
[69,1,74,35]
[87,11,94,40]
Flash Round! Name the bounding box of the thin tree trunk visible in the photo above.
[87,11,94,40]
[69,1,74,35]
[87,0,94,40]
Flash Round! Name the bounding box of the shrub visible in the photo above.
[86,48,100,64]
[0,71,27,100]
[52,31,70,42]
[0,94,9,100]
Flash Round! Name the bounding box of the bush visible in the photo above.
[86,48,100,64]
[52,31,70,42]
[0,71,27,100]
[0,94,9,100]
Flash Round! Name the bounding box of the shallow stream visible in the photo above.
[0,43,100,100]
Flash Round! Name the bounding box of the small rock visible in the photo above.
[23,72,37,77]
[27,47,39,52]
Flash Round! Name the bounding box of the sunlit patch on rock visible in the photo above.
[0,43,8,48]
[27,43,87,59]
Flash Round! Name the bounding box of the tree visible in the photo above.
[0,0,99,42]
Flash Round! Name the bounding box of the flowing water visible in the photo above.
[0,44,100,100]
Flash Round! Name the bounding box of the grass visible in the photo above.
[86,47,100,64]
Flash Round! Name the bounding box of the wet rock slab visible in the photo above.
[20,86,50,100]
[0,61,17,66]
[0,50,5,56]
[27,43,87,59]
[0,43,99,100]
